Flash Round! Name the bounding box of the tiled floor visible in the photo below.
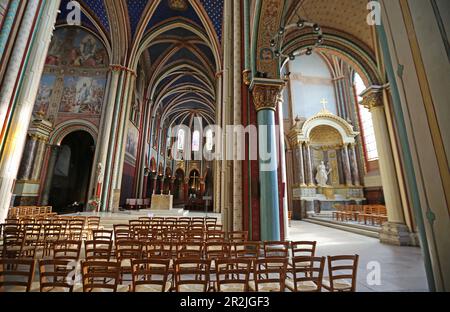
[288,220,429,292]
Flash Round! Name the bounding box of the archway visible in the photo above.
[48,131,95,213]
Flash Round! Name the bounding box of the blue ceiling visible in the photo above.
[59,0,223,43]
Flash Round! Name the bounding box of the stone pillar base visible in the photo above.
[379,222,416,246]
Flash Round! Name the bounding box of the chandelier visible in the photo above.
[270,17,324,62]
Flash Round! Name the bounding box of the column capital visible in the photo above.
[250,78,285,112]
[360,85,385,110]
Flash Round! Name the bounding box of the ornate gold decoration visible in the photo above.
[310,126,343,147]
[251,80,284,112]
[168,0,188,11]
[242,69,252,86]
[361,87,384,110]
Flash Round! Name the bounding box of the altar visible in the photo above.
[288,106,365,220]
[150,194,173,210]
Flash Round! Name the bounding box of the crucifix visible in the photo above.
[190,171,200,197]
[320,98,328,111]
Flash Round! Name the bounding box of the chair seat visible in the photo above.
[177,284,207,292]
[322,277,352,291]
[285,279,319,292]
[248,281,282,292]
[217,283,247,292]
[134,282,171,292]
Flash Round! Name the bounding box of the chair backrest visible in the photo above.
[85,240,113,261]
[228,231,248,243]
[233,242,260,260]
[205,242,230,260]
[0,258,35,292]
[216,258,251,292]
[144,241,173,259]
[177,242,204,259]
[39,259,76,292]
[81,261,120,292]
[206,230,225,242]
[327,255,359,292]
[263,241,290,258]
[116,240,143,262]
[253,258,288,292]
[174,258,211,292]
[290,256,325,292]
[291,241,317,258]
[92,229,113,241]
[131,259,171,292]
[53,240,82,262]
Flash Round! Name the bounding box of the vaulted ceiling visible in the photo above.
[56,0,222,128]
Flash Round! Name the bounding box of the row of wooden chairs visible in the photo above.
[7,206,54,219]
[0,254,359,292]
[333,205,388,225]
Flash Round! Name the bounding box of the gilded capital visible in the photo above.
[360,86,384,110]
[250,79,285,112]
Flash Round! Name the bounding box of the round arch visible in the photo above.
[49,120,98,146]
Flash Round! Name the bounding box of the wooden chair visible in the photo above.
[233,242,261,260]
[144,241,173,260]
[227,231,248,243]
[176,242,204,259]
[206,230,226,242]
[92,229,113,241]
[39,259,76,292]
[263,241,290,259]
[81,261,121,292]
[250,258,288,292]
[215,258,251,292]
[131,259,171,292]
[116,240,143,283]
[173,258,211,292]
[0,258,35,292]
[53,240,82,262]
[85,240,113,261]
[322,255,359,292]
[286,256,325,292]
[2,227,24,259]
[205,217,217,226]
[43,224,62,257]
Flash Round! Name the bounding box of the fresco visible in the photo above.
[46,28,108,67]
[33,74,56,115]
[59,76,106,115]
[126,124,139,160]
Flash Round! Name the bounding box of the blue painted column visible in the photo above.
[251,79,285,241]
[0,0,20,57]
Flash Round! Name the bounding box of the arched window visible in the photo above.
[177,129,185,150]
[192,130,200,152]
[205,129,213,151]
[354,73,379,162]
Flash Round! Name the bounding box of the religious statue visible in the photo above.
[95,163,104,198]
[316,161,332,187]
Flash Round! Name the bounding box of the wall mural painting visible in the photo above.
[46,28,107,67]
[33,74,56,115]
[59,76,106,115]
[125,124,139,162]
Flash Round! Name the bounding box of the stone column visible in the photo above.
[250,78,284,241]
[361,86,411,245]
[342,144,353,186]
[305,143,314,186]
[0,0,60,223]
[31,137,48,181]
[349,143,361,186]
[41,145,60,206]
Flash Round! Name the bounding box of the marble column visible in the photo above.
[342,144,353,186]
[295,142,306,186]
[41,145,60,206]
[0,0,20,57]
[0,0,60,223]
[361,86,411,245]
[17,134,39,180]
[31,137,48,181]
[250,78,284,241]
[349,143,361,186]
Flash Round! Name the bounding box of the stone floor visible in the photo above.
[288,220,429,292]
